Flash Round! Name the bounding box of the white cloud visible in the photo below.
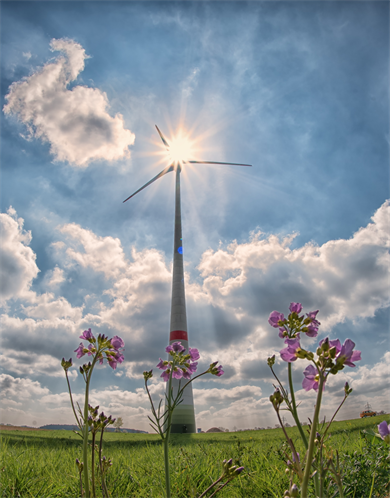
[194,385,262,405]
[58,223,128,279]
[45,266,65,288]
[0,203,388,430]
[0,374,49,399]
[0,208,39,302]
[3,38,135,167]
[0,350,77,379]
[196,200,390,329]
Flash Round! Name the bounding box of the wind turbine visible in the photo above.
[124,125,251,433]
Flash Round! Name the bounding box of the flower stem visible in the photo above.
[83,378,90,498]
[65,370,82,430]
[301,374,324,498]
[198,476,224,498]
[163,370,174,498]
[288,363,308,449]
[91,432,96,498]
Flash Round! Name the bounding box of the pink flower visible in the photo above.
[321,338,361,366]
[110,335,125,350]
[289,303,302,314]
[280,338,301,362]
[79,328,94,341]
[302,365,325,392]
[107,358,117,370]
[215,365,224,377]
[306,324,318,338]
[182,369,192,379]
[187,362,198,373]
[337,339,361,367]
[189,348,200,361]
[268,311,285,328]
[378,421,390,443]
[166,342,185,353]
[306,310,320,327]
[161,370,171,381]
[156,358,168,370]
[172,367,183,379]
[74,343,86,359]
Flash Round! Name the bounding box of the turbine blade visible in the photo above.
[155,125,170,149]
[123,165,174,203]
[187,160,252,167]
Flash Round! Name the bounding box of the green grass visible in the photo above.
[1,415,389,497]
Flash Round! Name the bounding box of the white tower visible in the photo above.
[124,125,250,433]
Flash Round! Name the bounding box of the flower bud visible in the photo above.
[270,389,284,410]
[344,382,353,396]
[143,370,153,381]
[267,355,276,367]
[290,484,299,497]
[61,358,73,370]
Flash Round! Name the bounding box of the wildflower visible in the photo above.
[172,366,183,379]
[268,311,285,328]
[187,362,198,373]
[306,310,320,327]
[166,341,185,353]
[302,365,325,392]
[289,302,302,314]
[111,335,125,350]
[87,344,96,356]
[74,343,87,359]
[188,347,200,361]
[209,361,224,376]
[161,369,171,381]
[107,358,117,370]
[156,358,169,370]
[305,324,318,338]
[280,338,301,362]
[336,339,361,367]
[279,327,287,338]
[79,328,94,341]
[378,421,390,444]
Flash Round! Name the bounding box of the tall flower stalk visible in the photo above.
[267,304,361,498]
[62,329,125,498]
[144,341,225,498]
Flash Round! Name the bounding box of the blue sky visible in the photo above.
[1,1,389,431]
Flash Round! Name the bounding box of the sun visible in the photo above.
[167,132,194,164]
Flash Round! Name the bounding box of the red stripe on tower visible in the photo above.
[170,330,188,341]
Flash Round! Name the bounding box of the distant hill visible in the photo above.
[39,424,147,433]
[206,427,224,433]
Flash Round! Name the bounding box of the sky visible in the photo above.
[0,1,389,432]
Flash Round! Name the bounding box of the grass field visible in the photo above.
[1,415,389,497]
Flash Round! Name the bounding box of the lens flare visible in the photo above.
[167,133,194,164]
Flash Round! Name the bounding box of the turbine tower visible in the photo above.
[124,125,251,433]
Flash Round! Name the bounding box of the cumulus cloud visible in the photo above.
[0,374,49,399]
[197,200,390,331]
[3,38,135,166]
[0,203,389,429]
[45,266,66,288]
[58,223,127,279]
[0,207,39,302]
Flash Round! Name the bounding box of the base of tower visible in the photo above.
[170,422,196,434]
